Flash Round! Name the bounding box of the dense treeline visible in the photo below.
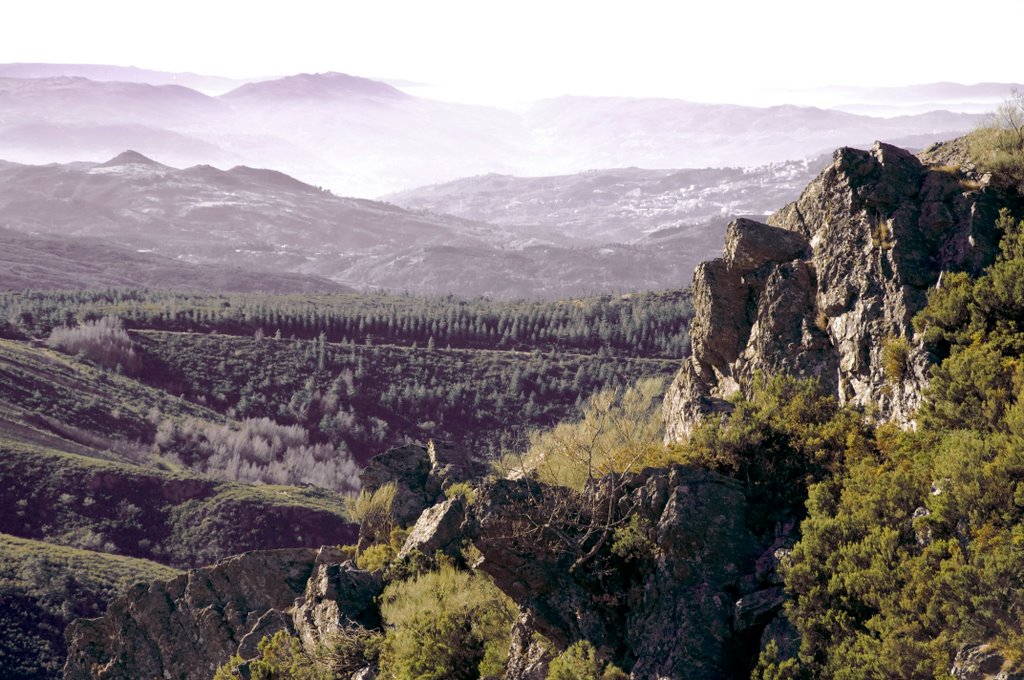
[138,331,676,464]
[0,288,693,359]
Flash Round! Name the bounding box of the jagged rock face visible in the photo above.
[505,611,555,680]
[292,561,381,651]
[468,466,770,679]
[64,548,323,680]
[665,141,1004,442]
[63,547,380,680]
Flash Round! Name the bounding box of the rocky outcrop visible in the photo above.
[292,561,381,650]
[505,611,555,680]
[359,441,486,543]
[665,141,1006,441]
[467,465,783,679]
[63,547,382,680]
[397,495,467,560]
[951,644,1024,680]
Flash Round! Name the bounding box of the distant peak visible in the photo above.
[98,150,165,167]
[222,71,407,100]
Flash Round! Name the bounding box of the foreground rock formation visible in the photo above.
[467,466,787,679]
[64,547,381,680]
[664,141,1007,441]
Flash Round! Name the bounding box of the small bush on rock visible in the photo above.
[546,640,628,680]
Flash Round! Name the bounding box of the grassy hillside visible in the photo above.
[0,337,221,462]
[0,533,180,679]
[0,439,355,568]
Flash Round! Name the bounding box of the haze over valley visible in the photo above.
[0,64,1018,296]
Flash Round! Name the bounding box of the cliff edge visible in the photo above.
[664,140,1007,442]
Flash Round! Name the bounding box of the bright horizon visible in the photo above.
[4,0,1023,106]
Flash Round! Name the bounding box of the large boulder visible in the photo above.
[397,496,467,561]
[665,141,1006,442]
[292,560,382,650]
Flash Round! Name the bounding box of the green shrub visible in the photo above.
[881,336,911,383]
[610,514,656,563]
[378,565,515,680]
[522,377,667,489]
[344,482,397,540]
[546,641,628,680]
[213,630,332,680]
[355,526,408,573]
[967,90,1024,192]
[323,625,383,676]
[673,374,870,535]
[444,481,477,505]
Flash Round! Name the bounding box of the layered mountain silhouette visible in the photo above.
[0,68,1006,196]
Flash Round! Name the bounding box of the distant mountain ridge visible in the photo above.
[386,158,829,244]
[0,150,816,297]
[0,62,260,94]
[0,69,997,196]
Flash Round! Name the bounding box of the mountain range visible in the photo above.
[386,157,829,244]
[0,150,832,297]
[0,65,1010,196]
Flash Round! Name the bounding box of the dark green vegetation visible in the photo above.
[0,288,693,358]
[376,564,515,679]
[1,289,689,463]
[751,209,1024,678]
[0,534,180,680]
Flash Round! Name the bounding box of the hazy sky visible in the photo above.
[5,0,1022,104]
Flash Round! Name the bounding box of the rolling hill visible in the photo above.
[0,152,739,297]
[0,227,350,293]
